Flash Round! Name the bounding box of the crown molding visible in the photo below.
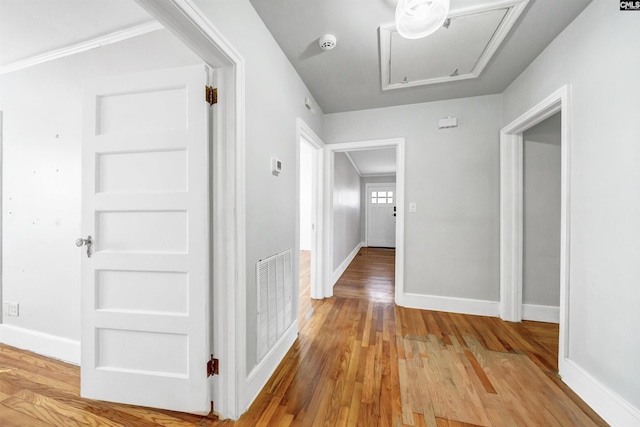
[0,21,162,75]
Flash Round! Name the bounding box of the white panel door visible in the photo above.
[367,185,396,248]
[80,65,211,414]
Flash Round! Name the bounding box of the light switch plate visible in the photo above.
[5,302,19,317]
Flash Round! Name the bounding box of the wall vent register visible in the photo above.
[256,249,293,361]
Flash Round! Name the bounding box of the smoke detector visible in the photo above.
[319,34,337,51]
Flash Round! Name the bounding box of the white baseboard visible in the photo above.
[0,324,80,365]
[243,320,298,412]
[331,242,364,286]
[522,304,559,323]
[561,358,640,427]
[396,293,500,317]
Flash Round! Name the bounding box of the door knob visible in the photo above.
[76,235,93,258]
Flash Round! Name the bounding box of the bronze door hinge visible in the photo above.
[206,86,218,105]
[207,355,219,377]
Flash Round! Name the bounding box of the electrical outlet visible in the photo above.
[409,202,417,213]
[4,302,19,317]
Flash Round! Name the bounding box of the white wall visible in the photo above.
[0,30,202,354]
[332,152,362,271]
[325,95,502,302]
[523,113,561,307]
[191,0,324,374]
[299,140,313,251]
[361,175,396,241]
[502,0,640,413]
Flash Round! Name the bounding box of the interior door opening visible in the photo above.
[324,139,405,302]
[500,85,570,377]
[522,111,562,371]
[296,119,325,305]
[299,137,315,328]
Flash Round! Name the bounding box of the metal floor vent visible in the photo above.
[257,249,293,362]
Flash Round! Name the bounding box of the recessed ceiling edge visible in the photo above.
[379,0,529,91]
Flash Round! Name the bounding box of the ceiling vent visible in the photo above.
[379,0,528,90]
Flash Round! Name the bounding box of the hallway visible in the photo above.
[0,249,607,426]
[240,248,606,426]
[333,247,395,302]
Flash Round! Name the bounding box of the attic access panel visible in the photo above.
[380,0,528,90]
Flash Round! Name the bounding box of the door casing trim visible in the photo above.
[134,0,246,419]
[499,84,571,375]
[296,119,325,300]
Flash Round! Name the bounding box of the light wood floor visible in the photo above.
[0,248,607,426]
[334,247,395,302]
[298,250,317,330]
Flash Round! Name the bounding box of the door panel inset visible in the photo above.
[97,88,187,135]
[96,270,188,314]
[97,329,188,376]
[96,211,188,253]
[97,150,188,193]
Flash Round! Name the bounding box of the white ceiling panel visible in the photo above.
[388,8,508,85]
[346,148,397,176]
[381,0,529,90]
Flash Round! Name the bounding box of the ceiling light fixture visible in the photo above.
[395,0,450,39]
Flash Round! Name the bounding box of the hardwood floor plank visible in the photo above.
[84,402,189,427]
[2,395,89,427]
[463,349,497,394]
[254,395,282,427]
[11,389,123,427]
[1,364,79,395]
[298,250,315,331]
[0,345,79,386]
[346,382,364,427]
[0,403,54,427]
[341,338,362,407]
[0,373,76,401]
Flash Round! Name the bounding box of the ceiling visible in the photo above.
[0,0,591,115]
[0,0,153,67]
[249,0,592,113]
[346,148,397,176]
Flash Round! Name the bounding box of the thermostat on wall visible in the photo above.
[271,157,282,176]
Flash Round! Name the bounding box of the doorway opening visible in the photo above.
[500,85,571,376]
[299,137,315,328]
[522,112,561,325]
[296,118,324,317]
[324,139,405,303]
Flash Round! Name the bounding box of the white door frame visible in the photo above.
[364,182,396,248]
[0,112,3,321]
[500,85,571,372]
[296,119,324,300]
[135,0,246,419]
[324,138,405,302]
